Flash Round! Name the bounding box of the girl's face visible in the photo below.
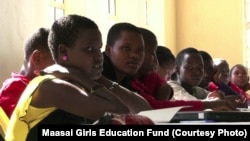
[157,60,176,81]
[230,65,249,88]
[199,59,214,88]
[216,61,230,84]
[177,53,204,87]
[138,43,158,76]
[61,28,103,80]
[106,31,145,77]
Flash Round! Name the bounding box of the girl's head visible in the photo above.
[105,23,144,78]
[175,47,204,87]
[137,27,158,76]
[23,27,55,78]
[213,58,230,84]
[156,46,176,81]
[230,64,249,89]
[48,14,103,80]
[199,50,214,88]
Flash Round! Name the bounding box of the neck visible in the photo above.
[19,64,35,79]
[115,70,127,84]
[178,80,194,94]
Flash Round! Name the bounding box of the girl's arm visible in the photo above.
[31,78,129,121]
[96,76,152,114]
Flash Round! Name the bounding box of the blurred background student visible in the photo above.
[155,45,176,82]
[0,27,54,118]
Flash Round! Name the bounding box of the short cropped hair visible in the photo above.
[175,47,200,67]
[199,50,213,62]
[230,64,248,76]
[48,14,99,61]
[24,28,50,60]
[156,46,175,67]
[138,27,157,48]
[106,22,141,46]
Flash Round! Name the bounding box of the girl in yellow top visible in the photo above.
[5,14,151,141]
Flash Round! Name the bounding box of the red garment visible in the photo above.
[131,72,204,111]
[137,72,167,97]
[228,82,249,99]
[208,81,249,99]
[0,73,31,118]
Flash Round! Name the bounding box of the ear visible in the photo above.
[175,66,180,75]
[105,44,111,56]
[58,44,68,59]
[30,50,42,66]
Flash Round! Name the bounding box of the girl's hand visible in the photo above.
[206,90,225,100]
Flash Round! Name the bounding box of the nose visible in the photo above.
[94,50,103,62]
[129,51,140,59]
[238,73,244,77]
[194,68,203,77]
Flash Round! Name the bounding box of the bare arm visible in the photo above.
[96,76,152,113]
[40,64,151,114]
[31,78,129,120]
[203,95,247,111]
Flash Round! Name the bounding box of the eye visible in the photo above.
[97,47,102,53]
[187,66,193,70]
[87,46,94,51]
[122,46,130,51]
[207,68,213,73]
[139,47,144,52]
[137,48,144,54]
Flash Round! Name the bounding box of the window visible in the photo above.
[49,0,65,26]
[108,0,116,27]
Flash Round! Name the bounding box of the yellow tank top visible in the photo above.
[5,75,56,141]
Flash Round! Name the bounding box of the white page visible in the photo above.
[138,106,190,123]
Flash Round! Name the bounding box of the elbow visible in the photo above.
[112,103,130,114]
[120,105,130,114]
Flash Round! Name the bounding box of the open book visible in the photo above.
[138,106,188,123]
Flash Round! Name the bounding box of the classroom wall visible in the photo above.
[65,0,245,69]
[164,0,176,54]
[0,0,246,83]
[175,0,245,68]
[64,0,173,53]
[0,0,50,84]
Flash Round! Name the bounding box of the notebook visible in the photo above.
[170,109,250,123]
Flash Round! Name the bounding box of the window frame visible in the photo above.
[49,0,65,26]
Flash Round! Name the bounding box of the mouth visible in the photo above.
[237,79,245,83]
[192,78,201,84]
[237,77,244,80]
[93,64,103,71]
[202,78,210,82]
[127,61,140,68]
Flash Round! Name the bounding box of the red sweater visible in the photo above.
[131,72,204,111]
[208,81,250,102]
[228,82,249,99]
[0,73,31,118]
